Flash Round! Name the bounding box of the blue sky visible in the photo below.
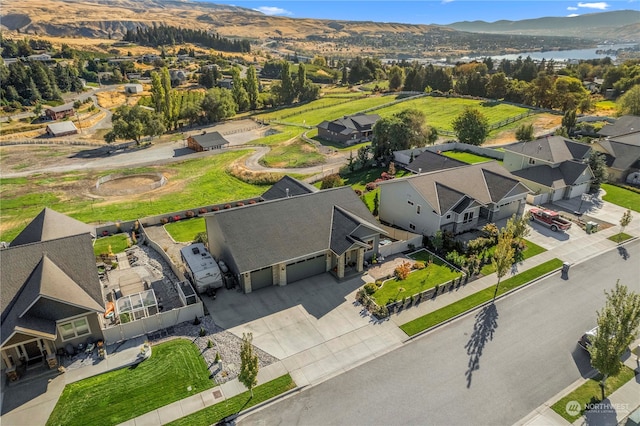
[197,0,638,24]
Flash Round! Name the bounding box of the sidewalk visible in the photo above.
[515,340,640,426]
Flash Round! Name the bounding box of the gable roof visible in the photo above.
[317,113,380,135]
[596,139,640,171]
[1,233,103,346]
[47,121,78,135]
[406,150,469,174]
[190,131,230,149]
[261,175,318,201]
[598,115,640,138]
[380,161,530,215]
[511,161,591,189]
[207,186,385,273]
[504,136,591,164]
[11,208,95,247]
[46,103,74,113]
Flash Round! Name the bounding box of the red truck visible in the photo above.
[529,207,572,232]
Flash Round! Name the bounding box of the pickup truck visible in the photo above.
[529,207,572,232]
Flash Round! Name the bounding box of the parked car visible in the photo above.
[578,326,598,351]
[529,207,572,232]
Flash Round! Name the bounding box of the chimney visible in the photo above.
[418,168,422,174]
[286,188,290,197]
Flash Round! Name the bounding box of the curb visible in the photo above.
[234,385,306,422]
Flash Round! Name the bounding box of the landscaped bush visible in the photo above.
[161,217,169,224]
[354,189,363,196]
[224,204,231,209]
[199,208,207,214]
[185,210,195,218]
[467,237,493,255]
[249,200,257,204]
[236,202,245,207]
[212,206,219,211]
[365,182,377,191]
[394,261,412,280]
[363,283,377,295]
[446,250,468,269]
[413,261,426,270]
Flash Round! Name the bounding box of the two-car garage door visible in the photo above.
[250,266,273,290]
[286,254,326,284]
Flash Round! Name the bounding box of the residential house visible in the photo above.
[378,161,530,236]
[503,136,593,204]
[217,78,234,89]
[403,149,469,174]
[45,104,74,121]
[206,184,386,293]
[593,115,640,183]
[1,209,104,376]
[260,175,318,201]
[124,83,144,94]
[169,69,188,86]
[187,131,230,152]
[27,53,52,62]
[317,113,381,145]
[46,121,78,137]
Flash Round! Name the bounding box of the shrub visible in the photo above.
[236,202,244,207]
[321,173,343,189]
[185,210,195,218]
[224,204,232,209]
[467,237,493,255]
[249,200,257,204]
[375,280,383,288]
[207,339,214,349]
[413,261,426,270]
[193,316,201,325]
[161,217,169,224]
[364,283,377,295]
[199,208,207,214]
[365,182,377,191]
[394,261,412,280]
[212,206,220,211]
[173,215,181,221]
[355,288,367,303]
[354,189,363,196]
[374,305,389,319]
[214,352,221,363]
[199,327,206,337]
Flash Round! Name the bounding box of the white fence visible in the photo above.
[102,302,203,343]
[379,235,423,258]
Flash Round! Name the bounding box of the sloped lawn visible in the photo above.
[47,339,214,426]
[371,252,462,305]
[164,217,205,243]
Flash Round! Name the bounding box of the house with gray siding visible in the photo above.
[317,113,380,145]
[593,115,640,183]
[206,184,386,293]
[378,161,530,237]
[503,136,593,204]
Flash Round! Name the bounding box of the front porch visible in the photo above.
[329,247,365,280]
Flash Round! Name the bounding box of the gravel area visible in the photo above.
[148,316,279,384]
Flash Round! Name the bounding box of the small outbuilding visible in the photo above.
[187,131,230,152]
[124,84,143,94]
[46,121,78,137]
[45,104,75,121]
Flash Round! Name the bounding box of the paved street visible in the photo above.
[239,240,640,426]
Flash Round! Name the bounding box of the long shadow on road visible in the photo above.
[465,302,499,388]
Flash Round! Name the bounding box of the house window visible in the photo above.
[407,200,414,206]
[416,205,421,214]
[528,158,535,165]
[463,211,474,223]
[365,239,374,252]
[409,223,416,231]
[58,318,91,341]
[446,214,451,219]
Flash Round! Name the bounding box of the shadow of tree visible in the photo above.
[464,302,499,388]
[617,246,630,260]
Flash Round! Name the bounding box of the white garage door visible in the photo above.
[250,266,273,290]
[286,254,326,284]
[494,201,520,221]
[569,182,590,199]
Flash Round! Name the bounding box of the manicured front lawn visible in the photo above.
[93,234,129,257]
[167,374,296,426]
[480,239,546,276]
[400,258,563,336]
[608,232,633,244]
[371,253,462,305]
[164,217,205,243]
[601,184,640,212]
[47,339,214,426]
[551,366,636,422]
[441,150,499,165]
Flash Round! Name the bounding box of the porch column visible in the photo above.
[43,340,54,356]
[337,254,345,278]
[356,248,364,273]
[1,350,13,368]
[243,273,252,294]
[276,263,287,286]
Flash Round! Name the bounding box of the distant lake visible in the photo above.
[465,43,639,62]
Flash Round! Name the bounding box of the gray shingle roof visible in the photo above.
[317,113,380,135]
[207,186,384,273]
[11,208,96,246]
[380,161,530,215]
[46,121,78,135]
[505,136,591,163]
[190,131,230,149]
[261,176,318,201]
[598,115,640,137]
[406,150,468,174]
[596,139,640,170]
[46,103,74,113]
[1,233,104,346]
[510,161,590,189]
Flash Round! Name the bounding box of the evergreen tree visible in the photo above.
[150,71,165,114]
[588,151,608,192]
[280,61,295,104]
[296,63,306,99]
[232,68,250,112]
[160,67,173,125]
[245,65,259,110]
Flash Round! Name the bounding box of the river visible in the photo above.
[464,43,638,62]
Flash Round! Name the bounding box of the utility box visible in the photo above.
[562,262,571,275]
[586,221,599,234]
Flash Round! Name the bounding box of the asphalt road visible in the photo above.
[240,240,640,426]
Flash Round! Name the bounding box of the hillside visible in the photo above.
[446,10,640,40]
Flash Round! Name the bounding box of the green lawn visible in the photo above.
[167,375,296,426]
[371,251,462,305]
[47,339,215,426]
[601,184,640,212]
[1,150,268,242]
[608,232,633,243]
[93,234,129,257]
[373,97,528,132]
[261,138,325,168]
[551,366,636,422]
[441,150,500,165]
[164,217,206,243]
[479,239,547,276]
[400,258,563,336]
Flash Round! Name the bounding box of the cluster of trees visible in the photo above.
[269,62,320,105]
[343,57,385,84]
[123,25,251,53]
[1,36,53,58]
[371,109,437,159]
[1,61,83,106]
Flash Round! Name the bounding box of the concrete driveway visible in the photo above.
[201,273,406,385]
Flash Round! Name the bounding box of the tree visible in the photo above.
[515,123,534,141]
[201,87,237,124]
[486,72,508,99]
[452,107,489,146]
[238,332,259,397]
[372,109,436,159]
[320,173,342,189]
[193,232,208,246]
[619,209,633,241]
[372,192,379,216]
[561,109,577,134]
[588,151,608,192]
[232,69,250,112]
[492,229,515,297]
[160,68,173,125]
[245,65,259,110]
[388,65,404,91]
[617,84,640,116]
[296,63,306,98]
[280,61,295,104]
[589,281,640,399]
[105,105,165,144]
